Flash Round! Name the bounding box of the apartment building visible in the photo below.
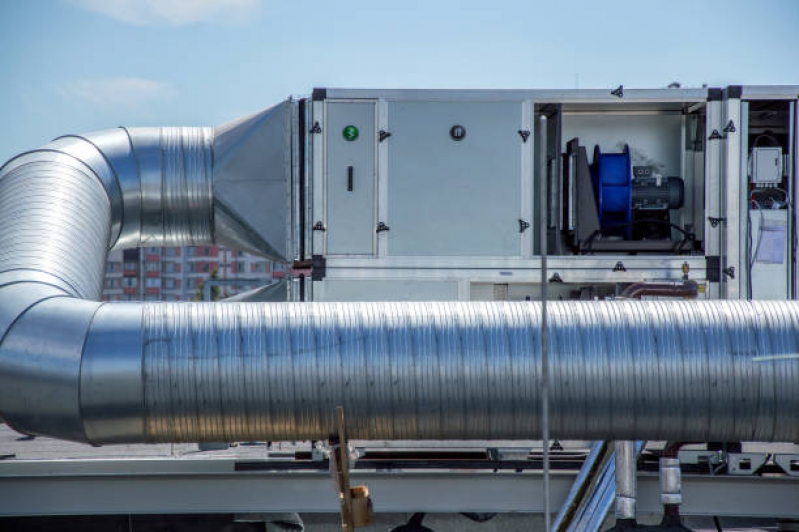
[102,246,284,302]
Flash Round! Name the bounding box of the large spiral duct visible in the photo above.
[0,105,798,445]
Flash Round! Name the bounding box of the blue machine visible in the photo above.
[590,145,632,238]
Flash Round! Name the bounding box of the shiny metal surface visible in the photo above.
[0,151,112,298]
[87,299,799,444]
[4,297,799,444]
[213,101,294,262]
[126,127,214,247]
[0,298,100,441]
[615,441,637,520]
[660,457,682,506]
[0,117,283,443]
[80,304,144,444]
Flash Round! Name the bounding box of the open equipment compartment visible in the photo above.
[551,99,707,256]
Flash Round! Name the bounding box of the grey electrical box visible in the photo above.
[751,146,783,184]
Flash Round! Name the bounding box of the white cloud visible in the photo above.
[60,77,177,107]
[66,0,264,26]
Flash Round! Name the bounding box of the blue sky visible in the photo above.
[1,0,798,163]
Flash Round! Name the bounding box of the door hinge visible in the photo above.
[723,120,736,133]
[313,221,326,232]
[611,85,624,98]
[708,216,726,228]
[310,121,322,134]
[376,222,390,233]
[379,130,392,142]
[708,129,724,141]
[722,266,735,280]
[613,261,627,272]
[519,219,531,233]
[549,272,563,283]
[518,130,531,143]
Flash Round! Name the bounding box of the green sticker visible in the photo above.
[342,125,359,141]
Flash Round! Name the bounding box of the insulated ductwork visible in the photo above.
[1,104,799,445]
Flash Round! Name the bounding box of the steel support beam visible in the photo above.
[1,460,797,518]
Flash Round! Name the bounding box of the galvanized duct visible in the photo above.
[1,113,799,445]
[78,299,799,444]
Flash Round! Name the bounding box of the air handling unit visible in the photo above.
[0,85,798,527]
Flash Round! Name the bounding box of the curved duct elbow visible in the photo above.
[0,108,292,442]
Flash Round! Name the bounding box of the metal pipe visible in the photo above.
[619,282,698,300]
[1,112,799,445]
[615,441,637,522]
[660,442,685,519]
[539,113,551,531]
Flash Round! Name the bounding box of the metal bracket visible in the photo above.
[708,129,724,141]
[728,453,768,476]
[519,219,531,233]
[310,121,322,134]
[708,216,726,228]
[611,85,624,98]
[723,120,736,133]
[313,221,326,232]
[518,130,531,143]
[723,266,735,280]
[379,130,391,142]
[376,222,390,233]
[613,261,627,272]
[549,273,563,283]
[774,454,799,477]
[311,254,326,281]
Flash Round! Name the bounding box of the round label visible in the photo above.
[342,125,359,141]
[450,125,466,141]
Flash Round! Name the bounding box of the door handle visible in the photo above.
[347,165,354,192]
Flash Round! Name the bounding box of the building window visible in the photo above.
[188,262,211,274]
[146,247,160,255]
[123,262,137,270]
[145,278,160,288]
[105,262,120,273]
[145,262,159,272]
[162,262,180,273]
[122,277,137,288]
[253,261,270,273]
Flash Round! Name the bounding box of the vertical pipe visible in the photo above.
[660,442,684,522]
[660,457,682,515]
[614,441,637,522]
[539,113,551,531]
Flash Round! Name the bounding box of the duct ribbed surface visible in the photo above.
[80,299,799,443]
[0,156,111,298]
[145,126,214,246]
